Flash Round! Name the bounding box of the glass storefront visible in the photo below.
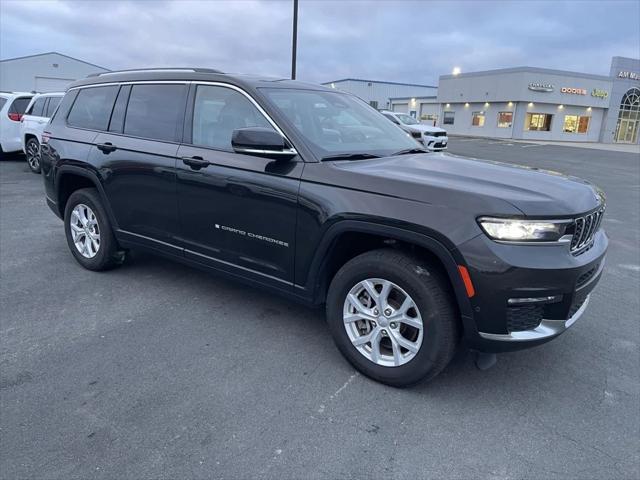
[525,113,553,131]
[563,115,591,133]
[615,87,640,143]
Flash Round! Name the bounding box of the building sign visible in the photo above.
[528,82,554,92]
[561,87,587,95]
[618,71,639,80]
[591,88,609,99]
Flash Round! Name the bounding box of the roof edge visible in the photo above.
[322,78,437,88]
[0,51,109,71]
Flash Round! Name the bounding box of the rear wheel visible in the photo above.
[25,138,41,173]
[326,249,460,387]
[64,188,124,271]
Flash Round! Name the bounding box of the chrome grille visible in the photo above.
[570,206,605,254]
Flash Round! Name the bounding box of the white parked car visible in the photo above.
[381,111,448,151]
[0,92,34,157]
[21,92,64,173]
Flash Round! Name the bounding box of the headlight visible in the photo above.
[478,217,570,242]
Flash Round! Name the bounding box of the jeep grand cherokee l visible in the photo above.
[40,68,607,386]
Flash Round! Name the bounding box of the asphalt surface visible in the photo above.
[1,139,639,479]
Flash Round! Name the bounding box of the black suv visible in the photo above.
[41,68,607,386]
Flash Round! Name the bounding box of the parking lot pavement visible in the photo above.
[1,143,639,480]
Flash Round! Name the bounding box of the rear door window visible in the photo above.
[45,96,62,117]
[9,97,32,114]
[28,97,47,116]
[123,84,187,142]
[67,86,119,131]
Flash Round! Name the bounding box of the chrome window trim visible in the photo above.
[68,80,297,155]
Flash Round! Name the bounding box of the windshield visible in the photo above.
[396,113,419,125]
[262,88,417,159]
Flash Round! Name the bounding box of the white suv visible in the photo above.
[0,92,34,157]
[20,92,64,173]
[381,111,448,151]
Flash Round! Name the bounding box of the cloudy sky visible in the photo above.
[1,0,639,84]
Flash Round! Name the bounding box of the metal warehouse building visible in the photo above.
[322,78,437,111]
[0,52,109,93]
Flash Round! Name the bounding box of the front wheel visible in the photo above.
[25,138,41,173]
[326,249,460,387]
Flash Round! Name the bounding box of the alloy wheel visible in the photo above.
[26,140,40,171]
[69,204,100,258]
[343,278,423,367]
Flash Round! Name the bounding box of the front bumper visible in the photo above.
[458,229,607,352]
[422,136,448,151]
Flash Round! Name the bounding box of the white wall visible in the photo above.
[0,53,108,92]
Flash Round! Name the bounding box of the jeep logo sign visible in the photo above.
[528,82,554,92]
[591,88,609,99]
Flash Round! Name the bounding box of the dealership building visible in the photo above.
[390,57,639,144]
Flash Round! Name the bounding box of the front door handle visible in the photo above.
[97,142,117,154]
[182,156,210,170]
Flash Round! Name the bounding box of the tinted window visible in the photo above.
[124,84,186,141]
[45,97,62,117]
[29,97,47,116]
[192,85,272,150]
[9,97,32,114]
[67,86,118,130]
[383,113,400,124]
[0,98,6,110]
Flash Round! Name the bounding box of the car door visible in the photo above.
[24,96,49,132]
[87,83,188,253]
[176,83,303,287]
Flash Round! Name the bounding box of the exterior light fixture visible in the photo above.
[558,105,564,109]
[446,103,451,108]
[508,101,513,107]
[528,102,534,107]
[452,67,461,75]
[464,102,469,107]
[484,102,490,107]
[587,107,592,111]
[411,98,416,104]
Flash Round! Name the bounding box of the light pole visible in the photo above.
[291,0,298,79]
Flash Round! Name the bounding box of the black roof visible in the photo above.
[69,69,330,92]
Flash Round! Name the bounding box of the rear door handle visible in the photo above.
[97,142,117,154]
[181,156,210,170]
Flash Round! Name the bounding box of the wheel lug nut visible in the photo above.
[384,308,392,316]
[371,321,376,327]
[373,308,379,315]
[390,322,398,329]
[381,329,387,336]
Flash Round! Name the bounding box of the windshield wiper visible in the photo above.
[391,148,428,156]
[321,153,381,161]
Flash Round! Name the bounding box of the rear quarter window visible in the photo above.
[67,86,119,131]
[0,98,7,111]
[9,97,32,114]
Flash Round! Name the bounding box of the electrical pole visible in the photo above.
[291,0,298,79]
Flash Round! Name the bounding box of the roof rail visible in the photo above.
[87,67,224,78]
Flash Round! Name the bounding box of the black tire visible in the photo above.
[25,137,41,173]
[64,188,124,271]
[326,249,460,387]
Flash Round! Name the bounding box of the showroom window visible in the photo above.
[563,115,590,133]
[443,111,455,125]
[497,112,513,128]
[471,111,485,126]
[525,113,552,131]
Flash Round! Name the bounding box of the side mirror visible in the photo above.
[231,127,297,160]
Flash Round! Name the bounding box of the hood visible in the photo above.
[331,152,602,216]
[405,124,446,134]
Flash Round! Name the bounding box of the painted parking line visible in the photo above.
[521,144,544,148]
